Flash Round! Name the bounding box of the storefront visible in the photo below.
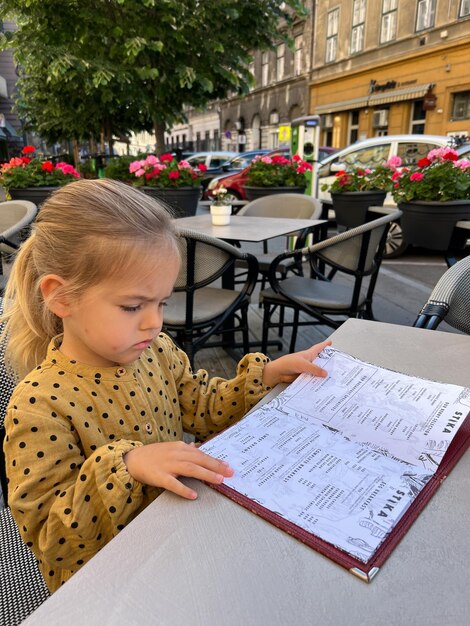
[310,39,470,148]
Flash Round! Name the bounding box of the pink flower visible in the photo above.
[410,172,424,182]
[385,155,402,169]
[260,156,273,164]
[145,155,159,166]
[168,170,180,179]
[178,160,191,169]
[455,159,470,170]
[135,168,145,177]
[129,160,144,173]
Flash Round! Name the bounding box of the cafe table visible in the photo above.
[175,213,326,243]
[23,319,470,626]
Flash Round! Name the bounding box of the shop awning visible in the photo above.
[0,118,20,137]
[314,83,432,114]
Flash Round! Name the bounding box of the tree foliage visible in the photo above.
[0,0,307,151]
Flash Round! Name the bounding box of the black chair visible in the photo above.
[235,193,323,290]
[260,211,402,353]
[163,228,259,365]
[413,254,470,333]
[0,298,50,624]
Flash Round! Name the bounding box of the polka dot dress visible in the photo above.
[4,332,270,592]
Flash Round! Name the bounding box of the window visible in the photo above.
[261,52,269,87]
[396,141,440,165]
[380,0,397,43]
[410,100,426,134]
[416,0,435,31]
[276,44,285,82]
[351,0,366,54]
[326,9,339,63]
[452,90,470,120]
[339,144,392,168]
[294,35,303,75]
[248,61,255,91]
[349,110,360,144]
[459,0,470,17]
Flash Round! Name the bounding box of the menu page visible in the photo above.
[201,348,470,562]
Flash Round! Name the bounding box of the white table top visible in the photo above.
[176,214,326,242]
[24,320,470,626]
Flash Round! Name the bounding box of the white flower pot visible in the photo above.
[210,204,232,225]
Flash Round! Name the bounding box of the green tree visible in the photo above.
[0,0,307,154]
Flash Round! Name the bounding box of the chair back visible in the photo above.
[414,254,470,333]
[315,221,388,275]
[0,200,38,252]
[237,193,322,219]
[164,229,258,363]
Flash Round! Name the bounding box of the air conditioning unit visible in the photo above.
[372,109,389,128]
[321,114,334,128]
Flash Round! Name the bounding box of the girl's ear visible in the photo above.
[39,275,71,318]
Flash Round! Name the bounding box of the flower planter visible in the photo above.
[140,186,200,218]
[245,186,306,202]
[399,200,470,251]
[331,191,387,228]
[210,204,232,225]
[8,186,59,208]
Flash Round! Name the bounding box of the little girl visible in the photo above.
[1,178,330,593]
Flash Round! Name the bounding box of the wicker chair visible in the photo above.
[0,298,50,624]
[0,200,38,293]
[260,211,402,354]
[163,228,258,365]
[235,193,323,289]
[413,254,470,333]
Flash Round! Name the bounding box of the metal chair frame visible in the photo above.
[260,211,402,354]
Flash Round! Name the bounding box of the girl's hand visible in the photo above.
[262,339,332,388]
[123,441,233,500]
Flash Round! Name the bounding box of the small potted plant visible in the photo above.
[321,161,396,228]
[390,147,470,251]
[210,186,232,225]
[245,154,312,201]
[0,145,81,206]
[129,153,207,217]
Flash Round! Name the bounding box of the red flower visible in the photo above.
[159,153,174,163]
[196,164,207,172]
[21,145,36,154]
[410,172,424,182]
[417,157,431,168]
[442,149,458,162]
[21,157,31,165]
[168,171,180,179]
[41,161,54,172]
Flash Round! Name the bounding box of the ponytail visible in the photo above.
[1,235,62,380]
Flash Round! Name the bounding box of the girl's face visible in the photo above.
[59,246,180,367]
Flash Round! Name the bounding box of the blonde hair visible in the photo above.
[1,178,179,379]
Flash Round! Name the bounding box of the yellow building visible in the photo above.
[310,0,470,147]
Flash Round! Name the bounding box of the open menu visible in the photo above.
[201,347,470,582]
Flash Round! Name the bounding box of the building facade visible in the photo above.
[311,0,470,148]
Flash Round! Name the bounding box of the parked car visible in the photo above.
[200,149,271,199]
[317,134,455,258]
[206,147,337,203]
[185,151,238,198]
